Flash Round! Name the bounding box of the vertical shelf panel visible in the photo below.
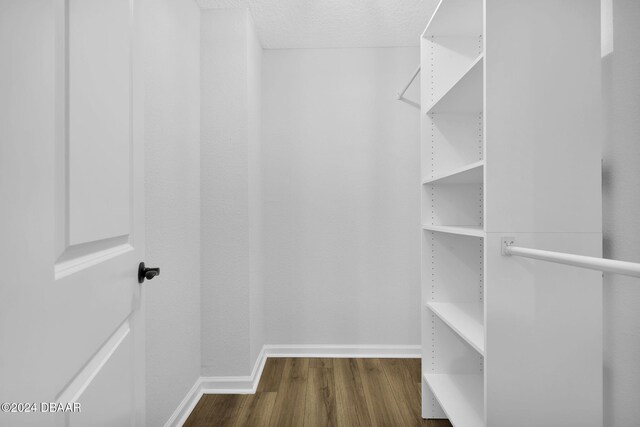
[484,233,602,426]
[421,1,485,425]
[482,0,603,425]
[484,0,602,233]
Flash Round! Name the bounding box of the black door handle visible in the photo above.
[138,262,160,283]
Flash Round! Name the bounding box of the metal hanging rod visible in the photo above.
[502,237,640,278]
[397,66,421,109]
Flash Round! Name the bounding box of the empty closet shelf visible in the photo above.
[424,373,484,427]
[426,302,484,355]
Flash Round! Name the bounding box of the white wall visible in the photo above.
[602,0,640,425]
[142,0,201,425]
[201,9,264,376]
[262,47,421,346]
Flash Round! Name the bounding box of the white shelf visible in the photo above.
[422,0,484,38]
[424,374,484,427]
[422,225,484,238]
[423,161,484,185]
[426,54,483,114]
[426,302,484,355]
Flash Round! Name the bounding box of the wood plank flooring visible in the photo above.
[184,358,452,427]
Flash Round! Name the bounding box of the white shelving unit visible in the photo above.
[420,0,603,425]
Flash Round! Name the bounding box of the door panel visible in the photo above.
[0,0,145,425]
[68,0,131,246]
[54,0,135,277]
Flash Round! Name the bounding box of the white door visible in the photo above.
[1,0,146,426]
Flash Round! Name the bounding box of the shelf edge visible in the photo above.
[422,160,484,185]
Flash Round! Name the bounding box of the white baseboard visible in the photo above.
[200,346,268,394]
[165,344,420,426]
[264,344,421,358]
[163,379,203,427]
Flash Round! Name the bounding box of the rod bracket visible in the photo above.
[502,236,515,256]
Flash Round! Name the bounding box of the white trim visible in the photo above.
[164,344,420,426]
[54,241,132,280]
[264,344,421,358]
[163,379,203,427]
[200,346,268,394]
[56,321,130,404]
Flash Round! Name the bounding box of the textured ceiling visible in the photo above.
[196,0,439,49]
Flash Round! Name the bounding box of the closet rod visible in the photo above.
[502,237,640,278]
[397,66,421,109]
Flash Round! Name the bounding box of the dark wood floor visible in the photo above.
[184,358,452,427]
